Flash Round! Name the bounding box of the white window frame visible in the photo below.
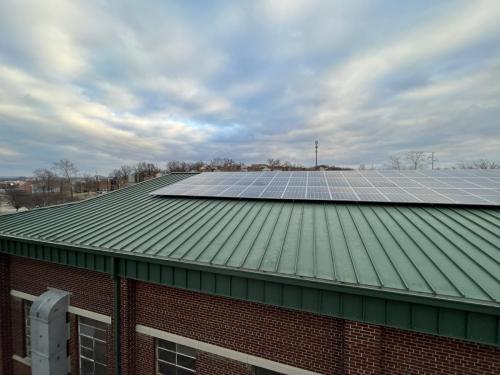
[78,316,108,374]
[24,300,32,359]
[156,338,196,374]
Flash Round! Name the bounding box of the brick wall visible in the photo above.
[196,352,251,375]
[3,256,500,375]
[7,257,114,375]
[0,253,13,375]
[382,327,500,375]
[9,256,113,316]
[135,281,343,374]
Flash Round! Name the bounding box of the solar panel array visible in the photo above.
[151,170,500,206]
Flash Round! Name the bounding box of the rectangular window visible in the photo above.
[78,317,108,375]
[24,300,32,358]
[253,368,283,375]
[157,338,196,375]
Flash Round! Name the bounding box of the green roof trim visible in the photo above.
[1,173,499,346]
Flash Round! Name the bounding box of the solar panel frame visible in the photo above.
[150,170,500,206]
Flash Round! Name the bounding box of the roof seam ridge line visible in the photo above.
[411,207,500,278]
[190,201,251,262]
[150,200,232,257]
[88,198,191,248]
[238,202,275,269]
[345,205,384,287]
[323,204,338,282]
[207,201,258,265]
[410,208,500,291]
[126,199,211,253]
[142,200,222,256]
[223,203,266,266]
[446,208,500,241]
[389,206,468,298]
[274,203,295,274]
[369,206,436,294]
[2,233,500,312]
[24,181,168,238]
[5,174,175,230]
[256,202,286,270]
[397,206,494,301]
[335,205,360,284]
[476,208,500,225]
[357,206,409,290]
[430,208,500,266]
[105,199,201,250]
[69,196,184,245]
[293,203,305,276]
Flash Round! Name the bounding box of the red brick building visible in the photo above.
[1,173,499,375]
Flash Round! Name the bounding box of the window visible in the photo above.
[253,368,283,375]
[157,339,196,375]
[24,300,32,358]
[78,317,108,375]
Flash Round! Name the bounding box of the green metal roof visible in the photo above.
[1,173,499,309]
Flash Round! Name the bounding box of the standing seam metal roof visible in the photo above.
[0,173,499,307]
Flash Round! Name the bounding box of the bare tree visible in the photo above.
[473,159,500,169]
[387,155,403,170]
[456,159,500,169]
[267,158,281,169]
[110,165,134,188]
[33,168,58,194]
[134,162,160,182]
[166,161,189,172]
[4,187,28,211]
[53,159,78,198]
[406,151,427,170]
[210,158,240,171]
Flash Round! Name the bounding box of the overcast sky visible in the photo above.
[1,0,500,175]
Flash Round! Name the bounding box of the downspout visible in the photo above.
[112,256,121,375]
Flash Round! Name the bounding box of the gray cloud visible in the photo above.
[0,0,499,175]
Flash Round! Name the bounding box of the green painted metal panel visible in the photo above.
[439,308,466,338]
[215,274,231,296]
[321,291,341,316]
[387,301,412,328]
[342,294,363,320]
[174,268,187,288]
[302,288,320,312]
[283,285,302,309]
[412,305,438,333]
[149,263,161,283]
[125,259,137,278]
[467,313,497,343]
[247,279,265,302]
[200,272,215,293]
[137,261,149,280]
[364,297,386,324]
[265,282,282,306]
[230,277,247,299]
[187,270,201,290]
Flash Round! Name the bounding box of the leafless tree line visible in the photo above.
[386,152,499,170]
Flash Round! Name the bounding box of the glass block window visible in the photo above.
[157,339,196,375]
[78,317,108,375]
[24,301,32,358]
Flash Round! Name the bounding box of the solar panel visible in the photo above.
[151,170,500,206]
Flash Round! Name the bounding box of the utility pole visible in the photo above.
[430,152,437,170]
[315,140,318,170]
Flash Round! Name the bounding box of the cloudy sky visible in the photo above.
[1,0,500,175]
